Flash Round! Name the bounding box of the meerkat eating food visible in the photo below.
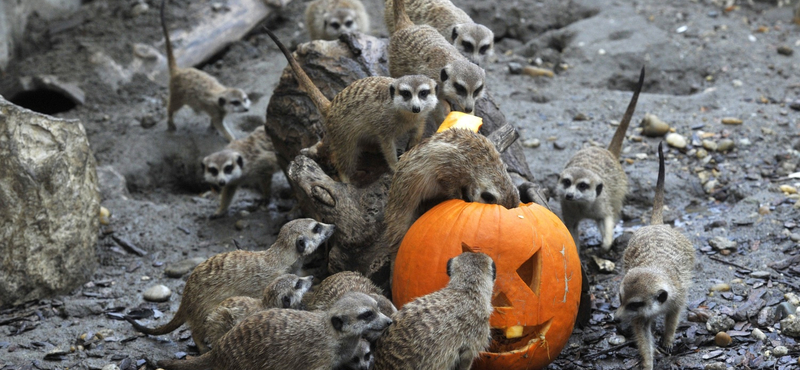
[388,0,486,120]
[126,218,334,353]
[265,28,439,183]
[303,271,397,317]
[384,0,494,65]
[305,0,370,40]
[202,273,314,347]
[159,0,250,142]
[372,251,495,370]
[616,143,695,370]
[158,292,393,370]
[336,338,374,370]
[202,126,279,218]
[557,67,644,251]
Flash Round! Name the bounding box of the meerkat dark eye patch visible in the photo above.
[224,165,234,174]
[657,290,668,303]
[357,311,375,321]
[231,100,241,106]
[596,183,604,196]
[440,68,449,82]
[462,41,474,53]
[364,351,371,361]
[451,27,459,41]
[400,90,412,100]
[331,22,340,30]
[389,85,395,99]
[331,316,344,331]
[281,296,292,308]
[218,97,226,106]
[236,156,244,168]
[561,178,571,188]
[418,89,429,99]
[473,85,483,98]
[345,20,353,27]
[479,45,490,55]
[626,301,645,311]
[295,280,305,289]
[295,236,306,254]
[209,168,219,176]
[480,192,496,203]
[312,223,322,234]
[577,182,589,191]
[453,83,467,96]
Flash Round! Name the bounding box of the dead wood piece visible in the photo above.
[111,235,147,257]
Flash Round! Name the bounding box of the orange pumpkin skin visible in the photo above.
[392,200,581,370]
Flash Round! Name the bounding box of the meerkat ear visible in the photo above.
[331,316,344,331]
[295,236,307,254]
[236,155,244,168]
[595,183,603,196]
[451,26,459,41]
[218,97,226,107]
[657,290,668,303]
[440,68,449,82]
[446,258,454,277]
[389,85,395,99]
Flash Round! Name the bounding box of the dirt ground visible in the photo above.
[1,0,800,369]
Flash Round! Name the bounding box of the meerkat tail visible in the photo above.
[650,141,665,225]
[160,0,177,75]
[124,312,186,335]
[607,66,645,158]
[392,0,414,32]
[158,352,213,370]
[263,27,332,116]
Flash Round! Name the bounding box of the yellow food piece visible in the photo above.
[505,325,524,339]
[437,111,483,133]
[99,206,110,225]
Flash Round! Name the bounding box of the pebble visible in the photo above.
[717,139,734,152]
[666,133,687,149]
[773,346,788,356]
[591,255,615,273]
[235,220,248,231]
[508,62,523,75]
[750,271,770,279]
[522,139,541,148]
[709,236,736,251]
[640,113,670,137]
[785,293,800,307]
[779,185,797,194]
[706,314,735,334]
[780,314,800,338]
[608,334,626,345]
[102,365,121,370]
[704,363,726,370]
[751,328,767,341]
[99,207,110,225]
[702,140,718,151]
[704,180,717,194]
[131,2,149,17]
[696,148,708,159]
[721,117,742,125]
[553,141,566,150]
[143,285,172,302]
[758,205,771,215]
[573,113,589,121]
[165,257,206,278]
[709,283,731,292]
[777,302,798,320]
[777,46,794,56]
[790,100,800,111]
[714,331,732,347]
[522,66,554,78]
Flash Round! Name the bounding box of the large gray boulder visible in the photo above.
[0,96,100,306]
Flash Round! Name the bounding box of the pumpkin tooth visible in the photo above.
[505,325,524,339]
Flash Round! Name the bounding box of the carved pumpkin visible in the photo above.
[392,200,581,370]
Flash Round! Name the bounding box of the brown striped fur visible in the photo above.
[616,143,695,370]
[372,252,495,370]
[126,219,334,353]
[557,67,644,250]
[303,271,397,317]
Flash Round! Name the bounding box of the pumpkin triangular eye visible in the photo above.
[492,292,512,308]
[517,250,542,295]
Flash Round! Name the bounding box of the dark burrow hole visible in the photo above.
[9,88,76,115]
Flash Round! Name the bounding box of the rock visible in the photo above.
[750,271,770,279]
[704,363,727,370]
[721,117,742,125]
[143,285,172,302]
[709,283,731,292]
[714,331,732,347]
[773,346,788,356]
[522,66,554,78]
[62,299,105,318]
[717,139,734,152]
[666,133,687,149]
[702,140,718,151]
[785,293,800,307]
[757,307,775,327]
[696,148,708,159]
[777,46,793,56]
[608,334,625,345]
[709,236,736,251]
[704,180,718,194]
[522,139,540,148]
[234,220,248,231]
[790,100,800,111]
[508,62,523,74]
[164,257,206,278]
[751,328,766,341]
[102,364,121,370]
[96,166,130,201]
[640,113,670,137]
[780,185,798,195]
[591,255,615,273]
[780,314,800,338]
[706,314,735,334]
[0,96,100,306]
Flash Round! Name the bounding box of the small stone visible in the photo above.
[130,2,149,17]
[773,345,788,356]
[508,62,523,75]
[785,293,800,307]
[790,100,800,111]
[522,139,540,148]
[553,141,566,150]
[780,314,800,338]
[573,113,589,121]
[521,66,554,78]
[666,133,687,149]
[702,140,718,151]
[777,46,794,56]
[164,257,206,278]
[102,365,121,370]
[706,314,735,334]
[708,236,736,251]
[779,185,797,194]
[777,302,798,320]
[705,363,726,370]
[717,139,734,152]
[714,331,732,347]
[751,328,767,341]
[704,180,718,194]
[143,285,171,302]
[709,283,731,292]
[721,117,743,125]
[732,79,743,87]
[750,271,770,279]
[591,255,615,273]
[99,207,110,225]
[790,233,800,242]
[696,148,708,159]
[640,113,670,137]
[608,334,625,345]
[235,220,248,231]
[758,205,770,215]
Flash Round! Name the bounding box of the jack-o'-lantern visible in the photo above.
[392,200,581,370]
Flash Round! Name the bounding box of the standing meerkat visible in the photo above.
[305,0,370,40]
[159,0,250,142]
[202,126,279,218]
[557,67,644,251]
[303,271,397,317]
[373,251,495,370]
[616,143,695,370]
[336,338,373,370]
[202,274,314,347]
[158,292,393,370]
[265,28,439,183]
[384,0,494,66]
[366,128,520,280]
[125,218,335,353]
[388,0,486,121]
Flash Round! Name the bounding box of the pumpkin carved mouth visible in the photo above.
[488,319,552,354]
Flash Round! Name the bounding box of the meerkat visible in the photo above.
[384,0,494,66]
[388,0,486,122]
[159,0,250,142]
[305,0,370,40]
[265,28,439,184]
[202,126,279,218]
[303,271,397,317]
[557,67,644,251]
[126,218,334,353]
[158,292,393,370]
[334,338,373,370]
[373,251,495,370]
[203,274,314,347]
[616,143,695,370]
[365,127,520,281]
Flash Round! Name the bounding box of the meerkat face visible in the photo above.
[389,75,438,115]
[218,88,251,114]
[265,274,314,309]
[323,9,359,39]
[616,268,672,322]
[451,24,495,66]
[369,293,398,316]
[202,149,245,187]
[343,339,373,370]
[557,168,603,205]
[438,61,485,114]
[291,219,336,256]
[329,292,393,341]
